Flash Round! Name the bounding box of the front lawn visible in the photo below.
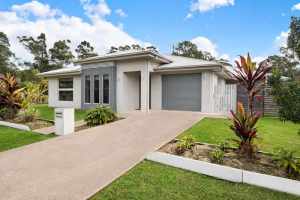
[34,104,87,121]
[90,160,298,200]
[0,126,54,152]
[179,117,300,156]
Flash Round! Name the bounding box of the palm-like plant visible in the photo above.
[232,54,271,114]
[0,73,24,119]
[273,149,300,178]
[229,54,271,158]
[230,102,261,158]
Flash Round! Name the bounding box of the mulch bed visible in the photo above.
[8,118,53,130]
[159,140,300,181]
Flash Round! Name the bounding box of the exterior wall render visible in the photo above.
[48,76,82,109]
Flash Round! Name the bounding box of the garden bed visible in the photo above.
[159,140,299,181]
[8,118,53,130]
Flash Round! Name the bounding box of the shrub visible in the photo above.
[19,103,38,122]
[230,102,260,158]
[175,135,195,155]
[218,140,230,151]
[273,148,300,178]
[210,149,225,164]
[84,106,117,127]
[0,73,24,119]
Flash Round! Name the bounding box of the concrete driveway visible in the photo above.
[0,111,206,200]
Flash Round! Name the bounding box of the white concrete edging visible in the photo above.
[243,170,300,196]
[146,152,243,183]
[146,152,300,196]
[0,121,31,131]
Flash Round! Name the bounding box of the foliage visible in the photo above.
[218,140,230,151]
[230,102,260,158]
[172,40,215,61]
[175,135,195,154]
[49,40,74,67]
[18,33,50,72]
[268,53,300,123]
[0,73,24,119]
[75,41,98,59]
[273,148,300,178]
[232,54,271,115]
[267,54,298,79]
[16,69,41,84]
[84,106,117,126]
[19,103,38,122]
[210,148,224,164]
[23,81,48,104]
[287,16,300,59]
[108,44,157,54]
[0,32,16,74]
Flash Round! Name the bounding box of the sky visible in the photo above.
[0,0,299,64]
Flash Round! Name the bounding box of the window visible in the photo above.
[58,78,73,101]
[103,74,109,104]
[85,75,91,103]
[94,75,100,103]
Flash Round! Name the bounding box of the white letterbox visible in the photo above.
[55,108,75,135]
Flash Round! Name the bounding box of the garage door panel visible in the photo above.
[162,74,201,111]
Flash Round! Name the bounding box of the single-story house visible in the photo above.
[39,49,237,114]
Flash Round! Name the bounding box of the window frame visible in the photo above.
[58,78,74,102]
[85,75,91,104]
[102,74,110,104]
[94,75,100,104]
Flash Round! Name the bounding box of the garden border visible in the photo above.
[146,152,300,196]
[0,120,31,131]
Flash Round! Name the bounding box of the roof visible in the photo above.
[75,49,171,64]
[39,64,81,77]
[157,55,222,70]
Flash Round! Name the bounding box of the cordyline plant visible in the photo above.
[232,54,271,115]
[0,73,24,119]
[230,54,271,158]
[230,102,261,158]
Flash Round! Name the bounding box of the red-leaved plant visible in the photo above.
[230,54,271,158]
[230,102,261,158]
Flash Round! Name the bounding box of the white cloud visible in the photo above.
[292,3,300,11]
[252,56,266,64]
[0,1,146,63]
[275,30,289,48]
[190,0,234,13]
[219,54,230,60]
[185,13,193,19]
[115,9,127,17]
[191,36,218,56]
[11,0,60,18]
[81,0,111,19]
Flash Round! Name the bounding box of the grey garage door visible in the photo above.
[162,74,202,111]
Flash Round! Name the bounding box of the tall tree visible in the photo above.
[18,33,49,72]
[49,40,74,66]
[0,32,15,74]
[172,41,215,61]
[75,41,98,59]
[287,16,300,59]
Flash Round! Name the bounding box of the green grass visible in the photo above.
[0,126,55,152]
[34,104,87,121]
[90,160,299,200]
[180,117,300,156]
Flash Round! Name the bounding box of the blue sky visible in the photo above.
[0,0,299,63]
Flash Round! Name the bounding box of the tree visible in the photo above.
[75,41,98,59]
[49,40,74,67]
[0,32,15,74]
[287,17,300,59]
[267,54,298,79]
[172,40,215,61]
[18,33,49,72]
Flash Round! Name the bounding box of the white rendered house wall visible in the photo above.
[48,76,81,109]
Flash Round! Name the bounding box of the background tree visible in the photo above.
[0,32,16,74]
[75,41,98,59]
[287,16,300,59]
[18,33,50,72]
[172,40,215,61]
[49,40,74,67]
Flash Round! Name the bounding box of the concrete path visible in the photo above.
[0,111,205,200]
